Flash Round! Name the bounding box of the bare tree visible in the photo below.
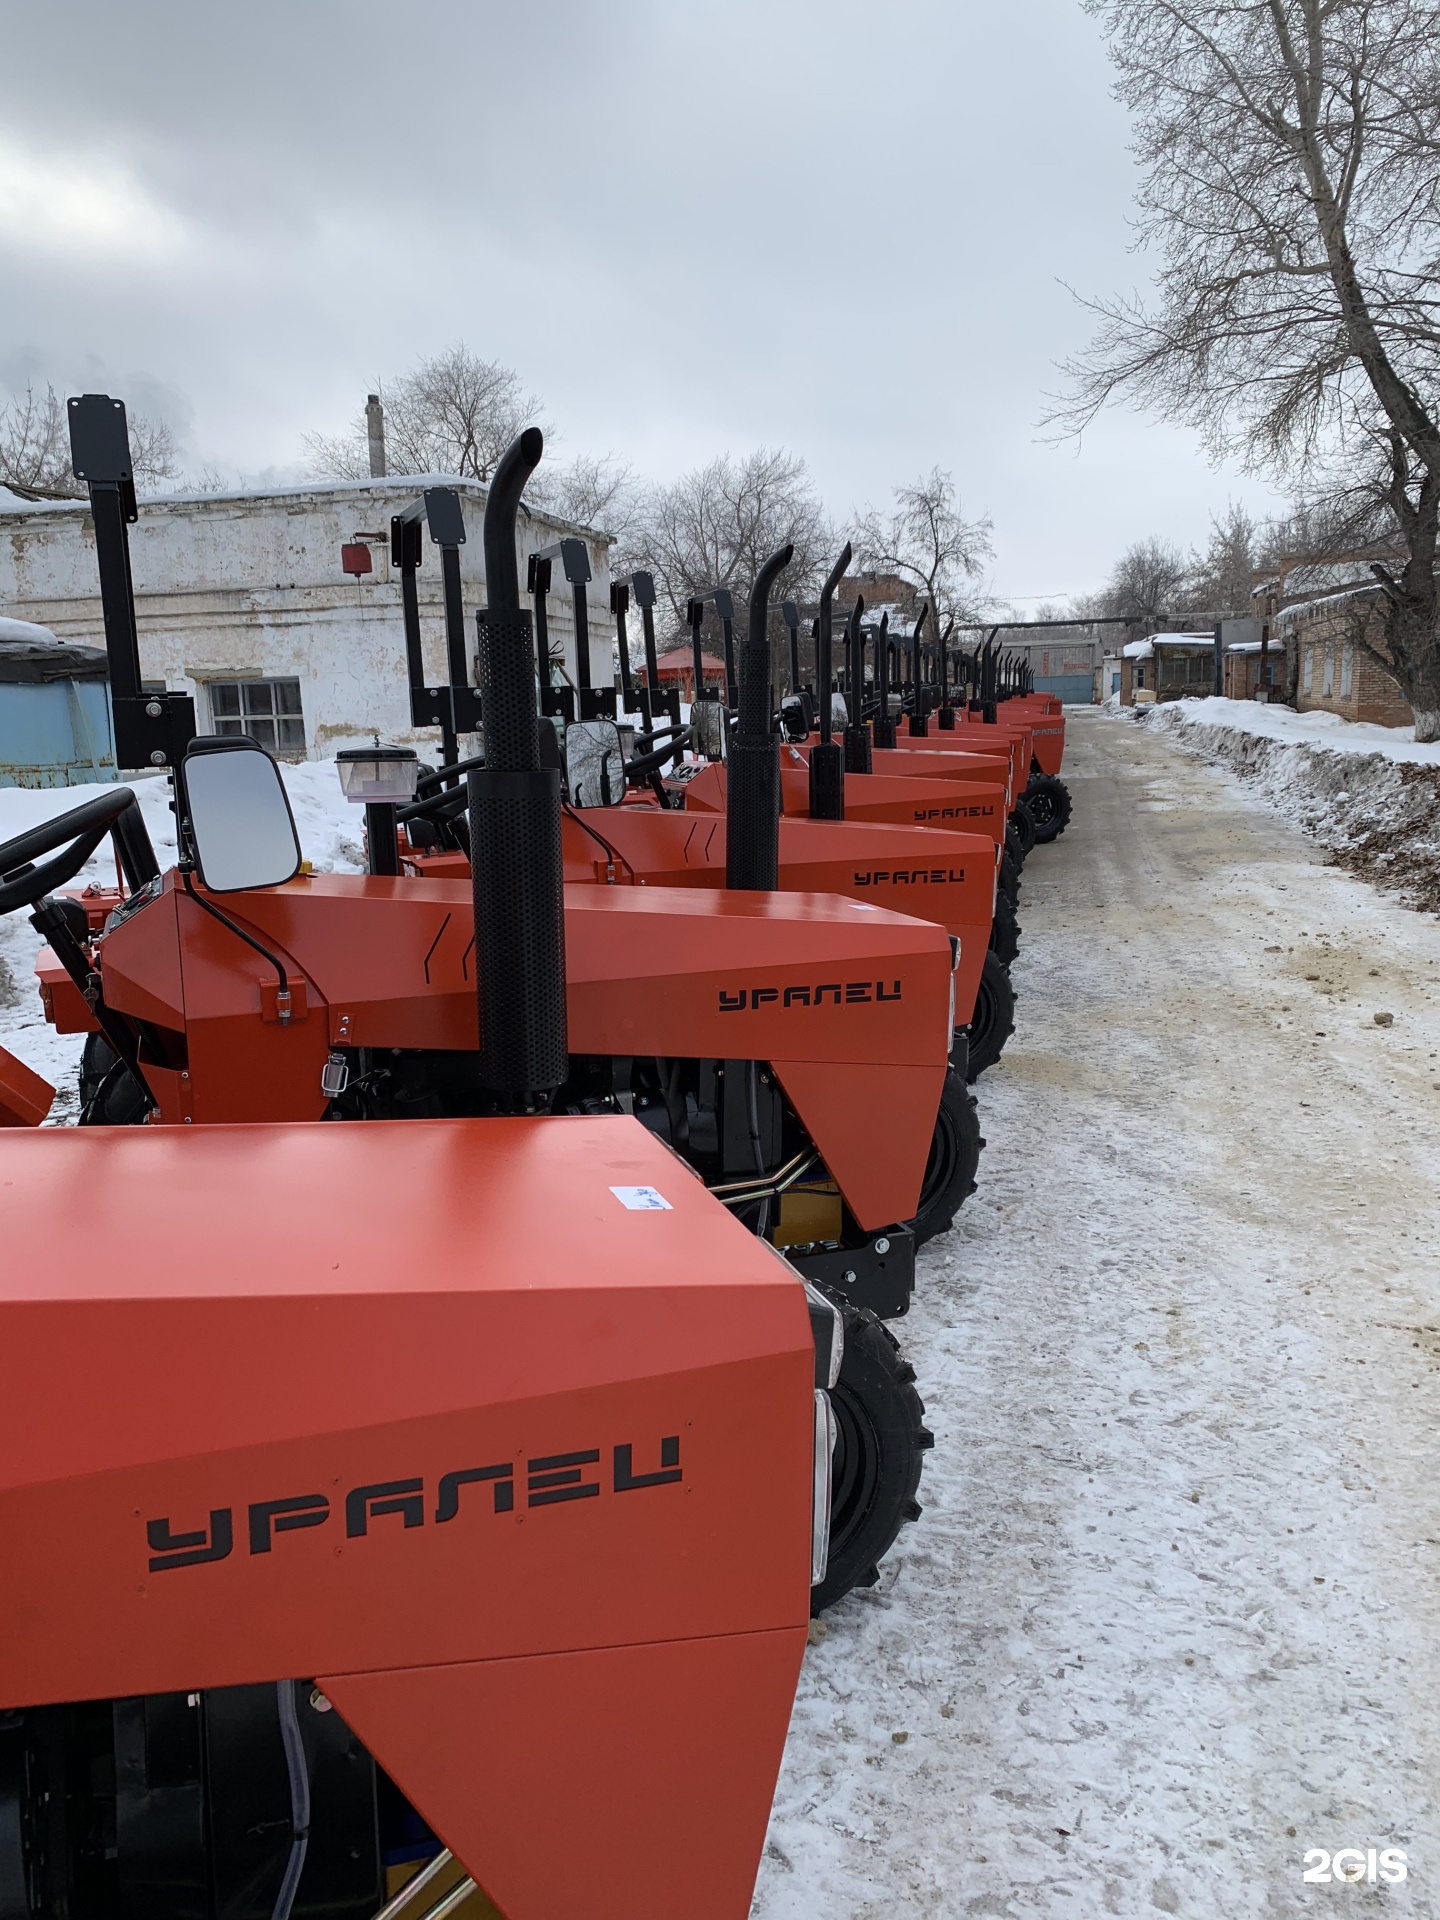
[622,447,831,644]
[1188,503,1262,616]
[528,451,640,545]
[305,343,545,483]
[0,381,179,498]
[1079,534,1192,626]
[1057,0,1440,735]
[854,469,994,627]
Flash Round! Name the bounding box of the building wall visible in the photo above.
[1293,634,1414,726]
[1223,648,1283,700]
[0,479,613,761]
[1285,605,1414,727]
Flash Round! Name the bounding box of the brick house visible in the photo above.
[1253,560,1416,727]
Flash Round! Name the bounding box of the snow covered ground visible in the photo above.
[754,710,1440,1918]
[1135,696,1440,916]
[5,723,1440,1915]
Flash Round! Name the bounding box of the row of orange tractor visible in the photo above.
[0,399,1071,1920]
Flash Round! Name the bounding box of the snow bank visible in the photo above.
[1124,697,1440,912]
[0,763,363,1116]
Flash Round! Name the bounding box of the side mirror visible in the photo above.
[565,719,627,808]
[179,738,302,892]
[691,695,728,762]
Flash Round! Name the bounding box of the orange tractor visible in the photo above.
[0,400,944,1920]
[397,524,1020,1086]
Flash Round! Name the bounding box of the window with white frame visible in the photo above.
[1303,645,1314,693]
[1341,643,1354,698]
[1322,645,1334,698]
[207,679,305,756]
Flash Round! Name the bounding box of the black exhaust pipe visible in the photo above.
[809,542,851,820]
[873,612,896,749]
[726,543,792,891]
[907,602,930,737]
[843,596,872,773]
[469,427,568,1108]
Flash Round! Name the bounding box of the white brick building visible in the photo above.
[0,478,614,760]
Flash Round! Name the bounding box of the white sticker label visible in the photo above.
[610,1185,673,1211]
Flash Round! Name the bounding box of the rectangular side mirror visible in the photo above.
[564,719,627,808]
[180,739,302,891]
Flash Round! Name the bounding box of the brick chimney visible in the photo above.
[365,394,386,478]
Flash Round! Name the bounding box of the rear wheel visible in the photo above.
[1024,774,1072,843]
[962,949,1015,1081]
[908,1068,982,1245]
[999,850,1021,909]
[813,1292,933,1615]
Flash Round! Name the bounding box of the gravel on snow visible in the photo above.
[753,709,1440,1920]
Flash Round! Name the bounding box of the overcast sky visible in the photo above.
[0,0,1286,602]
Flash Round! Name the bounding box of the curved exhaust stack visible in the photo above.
[470,427,569,1108]
[726,542,792,891]
[809,542,851,820]
[908,601,930,737]
[843,594,871,773]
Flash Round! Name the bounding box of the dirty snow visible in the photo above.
[1148,695,1440,768]
[1135,697,1440,916]
[754,710,1440,1918]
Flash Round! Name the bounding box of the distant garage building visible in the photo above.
[0,478,613,765]
[0,615,116,787]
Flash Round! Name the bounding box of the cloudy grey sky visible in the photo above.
[0,0,1284,602]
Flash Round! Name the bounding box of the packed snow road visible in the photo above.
[755,708,1440,1919]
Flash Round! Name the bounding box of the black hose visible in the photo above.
[271,1682,311,1920]
[181,871,290,1004]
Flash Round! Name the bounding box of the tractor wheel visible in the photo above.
[962,949,1015,1081]
[1004,823,1026,872]
[78,1033,149,1126]
[908,1067,983,1246]
[1023,774,1072,843]
[1009,798,1037,859]
[999,850,1021,910]
[990,891,1021,967]
[812,1291,933,1615]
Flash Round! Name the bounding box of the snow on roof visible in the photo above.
[0,613,108,682]
[0,473,613,542]
[1122,632,1215,660]
[1275,583,1383,630]
[0,615,62,648]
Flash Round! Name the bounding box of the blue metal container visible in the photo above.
[0,618,117,787]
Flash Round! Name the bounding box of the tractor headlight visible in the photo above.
[804,1281,844,1389]
[812,1389,837,1585]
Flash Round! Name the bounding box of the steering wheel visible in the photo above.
[0,789,159,915]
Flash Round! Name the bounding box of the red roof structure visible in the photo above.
[640,650,729,699]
